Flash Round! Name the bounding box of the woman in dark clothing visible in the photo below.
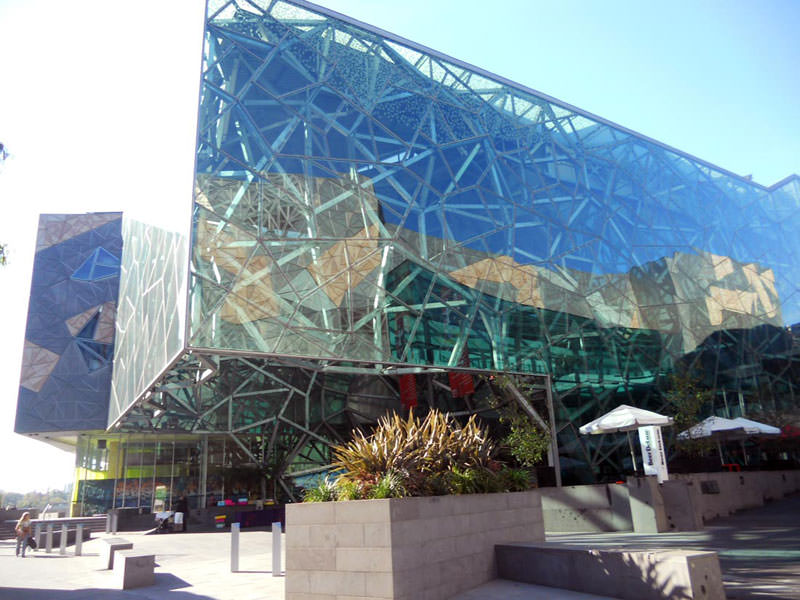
[175,495,189,532]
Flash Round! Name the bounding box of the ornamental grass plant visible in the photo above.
[303,409,531,501]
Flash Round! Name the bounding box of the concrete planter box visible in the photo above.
[286,490,544,600]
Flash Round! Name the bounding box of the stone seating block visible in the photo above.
[496,542,724,599]
[101,537,133,569]
[114,551,155,589]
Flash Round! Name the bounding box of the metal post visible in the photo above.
[79,435,88,517]
[544,375,562,487]
[137,438,144,509]
[59,524,68,554]
[169,440,175,512]
[34,523,42,550]
[111,441,119,510]
[151,439,158,511]
[272,522,282,576]
[105,513,111,534]
[627,430,639,473]
[200,435,208,510]
[121,440,128,509]
[45,523,53,553]
[722,389,730,418]
[111,511,118,533]
[75,524,83,556]
[230,522,240,572]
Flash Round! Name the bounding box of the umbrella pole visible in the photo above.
[627,431,639,474]
[717,439,725,465]
[741,440,749,466]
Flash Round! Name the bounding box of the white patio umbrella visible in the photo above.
[579,404,673,473]
[730,417,781,436]
[678,416,758,465]
[731,417,780,465]
[677,415,756,440]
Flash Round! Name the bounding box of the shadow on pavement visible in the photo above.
[0,574,213,600]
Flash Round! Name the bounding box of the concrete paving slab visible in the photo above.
[0,527,285,600]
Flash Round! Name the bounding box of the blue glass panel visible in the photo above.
[71,247,120,282]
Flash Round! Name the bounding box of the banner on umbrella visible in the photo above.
[638,425,669,482]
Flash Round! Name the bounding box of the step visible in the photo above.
[453,579,619,600]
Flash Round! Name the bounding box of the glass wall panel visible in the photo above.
[109,218,189,426]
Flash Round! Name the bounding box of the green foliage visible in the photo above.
[367,471,405,499]
[664,371,714,456]
[333,410,496,496]
[499,467,532,492]
[502,418,551,467]
[302,410,533,502]
[488,375,551,467]
[302,477,337,502]
[444,466,489,495]
[0,486,73,511]
[336,479,364,501]
[443,466,530,495]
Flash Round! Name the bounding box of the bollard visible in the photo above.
[75,524,83,556]
[105,513,111,534]
[59,524,68,554]
[111,512,118,534]
[45,523,53,553]
[230,522,240,572]
[272,522,282,577]
[34,524,42,551]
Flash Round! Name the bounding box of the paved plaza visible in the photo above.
[0,527,285,600]
[547,494,800,600]
[1,494,799,599]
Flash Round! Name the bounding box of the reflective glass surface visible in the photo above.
[192,1,800,372]
[119,0,800,485]
[108,217,189,427]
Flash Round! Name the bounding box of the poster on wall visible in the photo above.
[638,425,669,483]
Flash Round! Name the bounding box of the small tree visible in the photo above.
[487,375,551,468]
[664,370,714,456]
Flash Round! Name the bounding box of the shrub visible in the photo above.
[301,409,532,501]
[368,471,406,499]
[303,476,337,502]
[333,409,495,491]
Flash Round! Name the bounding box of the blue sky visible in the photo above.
[0,0,798,492]
[314,0,800,185]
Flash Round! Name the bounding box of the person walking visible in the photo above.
[175,495,189,532]
[15,512,33,557]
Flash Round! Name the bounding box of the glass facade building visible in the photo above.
[17,0,800,509]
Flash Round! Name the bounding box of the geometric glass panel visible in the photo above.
[71,247,120,281]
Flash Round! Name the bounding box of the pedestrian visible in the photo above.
[15,512,33,557]
[175,494,189,532]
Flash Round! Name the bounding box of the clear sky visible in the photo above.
[0,0,798,493]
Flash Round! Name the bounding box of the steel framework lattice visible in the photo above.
[104,0,800,491]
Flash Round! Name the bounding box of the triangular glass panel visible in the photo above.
[76,311,100,340]
[76,339,113,372]
[71,247,120,281]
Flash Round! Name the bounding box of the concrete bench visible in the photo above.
[101,537,134,569]
[496,543,724,599]
[114,550,155,589]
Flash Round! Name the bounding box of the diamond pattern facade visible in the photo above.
[16,213,122,432]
